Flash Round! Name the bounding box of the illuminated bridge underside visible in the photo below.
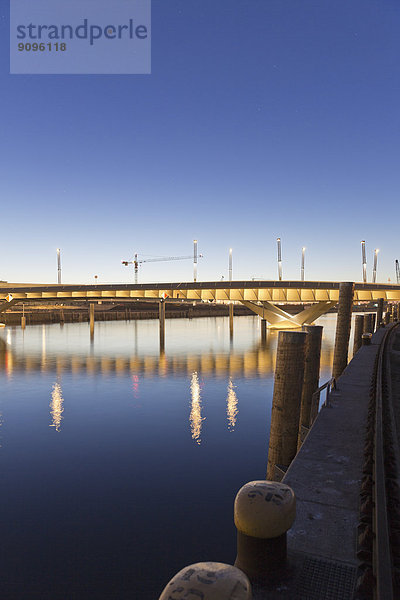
[1,281,399,328]
[242,300,337,329]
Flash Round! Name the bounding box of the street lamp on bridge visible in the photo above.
[301,247,306,282]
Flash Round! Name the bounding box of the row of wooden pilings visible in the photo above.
[157,285,400,598]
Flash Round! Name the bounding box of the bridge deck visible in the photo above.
[1,280,400,302]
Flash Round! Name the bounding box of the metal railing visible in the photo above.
[310,377,336,424]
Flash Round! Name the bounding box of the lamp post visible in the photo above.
[57,248,62,284]
[193,240,198,282]
[361,240,367,283]
[372,249,379,283]
[277,238,282,281]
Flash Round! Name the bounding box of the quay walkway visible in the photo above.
[252,324,397,599]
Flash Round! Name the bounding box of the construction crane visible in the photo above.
[122,250,203,284]
[396,260,400,284]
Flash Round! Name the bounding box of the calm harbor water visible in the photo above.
[0,314,339,599]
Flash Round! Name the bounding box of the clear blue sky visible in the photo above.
[1,0,399,284]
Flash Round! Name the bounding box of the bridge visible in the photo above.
[2,279,399,597]
[1,280,400,329]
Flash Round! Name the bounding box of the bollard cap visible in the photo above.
[362,333,372,345]
[159,562,252,600]
[234,480,295,539]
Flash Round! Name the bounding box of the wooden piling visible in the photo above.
[363,313,373,334]
[353,314,364,356]
[297,325,322,450]
[388,304,393,322]
[266,331,307,481]
[376,298,384,328]
[332,282,354,380]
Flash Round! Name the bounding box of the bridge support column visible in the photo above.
[261,319,267,342]
[332,282,354,381]
[89,303,95,338]
[159,300,165,351]
[229,303,234,338]
[298,325,322,450]
[353,314,364,356]
[267,331,307,481]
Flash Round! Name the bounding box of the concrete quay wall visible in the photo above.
[253,327,387,599]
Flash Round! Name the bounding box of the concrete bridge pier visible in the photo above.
[261,319,267,342]
[332,282,354,380]
[21,304,26,330]
[159,300,165,352]
[229,302,234,339]
[89,303,95,339]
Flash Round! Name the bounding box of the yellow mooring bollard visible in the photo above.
[159,562,252,599]
[234,480,296,585]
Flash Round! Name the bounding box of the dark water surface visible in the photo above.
[0,315,337,599]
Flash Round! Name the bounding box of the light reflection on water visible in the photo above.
[190,371,204,444]
[50,381,64,432]
[0,317,336,381]
[226,378,238,432]
[0,314,339,599]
